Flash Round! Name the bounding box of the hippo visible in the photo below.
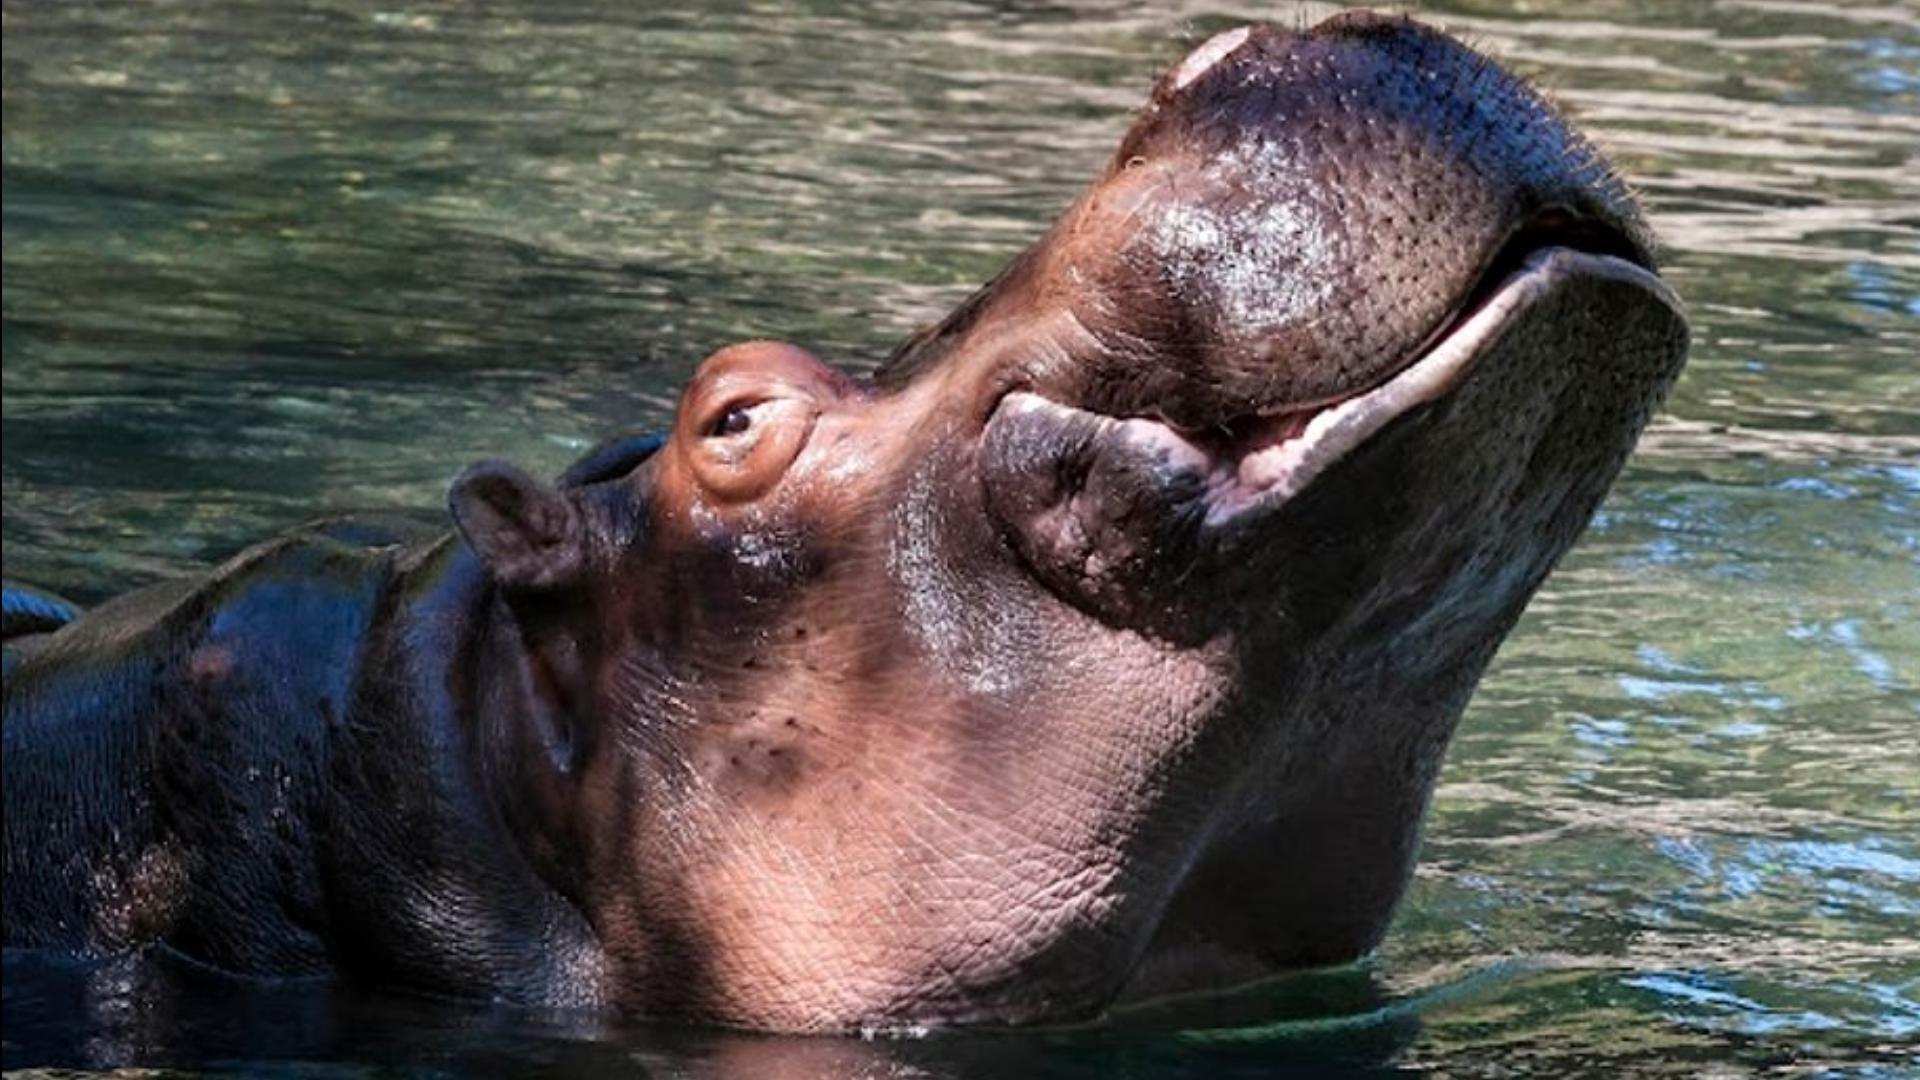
[2,13,1688,1032]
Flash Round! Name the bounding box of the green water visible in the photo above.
[3,1,1915,1076]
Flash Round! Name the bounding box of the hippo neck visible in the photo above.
[329,538,608,1007]
[456,554,608,905]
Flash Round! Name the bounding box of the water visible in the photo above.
[2,0,1915,1075]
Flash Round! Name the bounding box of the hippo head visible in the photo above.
[449,14,1687,1031]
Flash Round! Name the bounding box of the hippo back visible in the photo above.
[2,532,395,969]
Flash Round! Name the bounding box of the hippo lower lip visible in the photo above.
[988,246,1679,529]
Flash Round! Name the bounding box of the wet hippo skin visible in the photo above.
[2,13,1689,1031]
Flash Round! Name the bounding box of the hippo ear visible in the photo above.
[450,460,586,590]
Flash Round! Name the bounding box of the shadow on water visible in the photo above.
[4,949,1441,1078]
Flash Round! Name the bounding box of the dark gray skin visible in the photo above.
[2,13,1688,1032]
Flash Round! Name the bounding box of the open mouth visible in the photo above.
[992,226,1681,529]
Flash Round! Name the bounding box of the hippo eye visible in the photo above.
[708,405,753,439]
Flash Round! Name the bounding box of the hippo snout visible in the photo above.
[891,14,1659,433]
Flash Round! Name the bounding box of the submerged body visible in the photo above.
[3,13,1688,1030]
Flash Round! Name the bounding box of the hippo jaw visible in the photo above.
[999,249,1678,528]
[975,244,1682,630]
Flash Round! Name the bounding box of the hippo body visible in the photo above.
[2,14,1689,1031]
[4,526,607,1005]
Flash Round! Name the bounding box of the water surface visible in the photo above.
[3,0,1915,1076]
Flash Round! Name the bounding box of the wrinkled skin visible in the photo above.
[2,13,1688,1032]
